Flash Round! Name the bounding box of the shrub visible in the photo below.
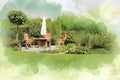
[92,33,116,50]
[55,43,77,53]
[7,39,19,47]
[50,20,62,44]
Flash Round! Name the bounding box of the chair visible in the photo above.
[45,33,51,47]
[58,32,67,45]
[24,33,32,48]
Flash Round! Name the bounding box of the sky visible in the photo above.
[0,0,120,13]
[0,0,120,18]
[0,0,62,19]
[0,0,8,10]
[0,0,119,23]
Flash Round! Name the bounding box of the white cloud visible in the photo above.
[47,0,79,14]
[73,0,104,11]
[108,0,120,12]
[47,0,105,14]
[0,0,8,11]
[1,0,120,16]
[0,0,61,19]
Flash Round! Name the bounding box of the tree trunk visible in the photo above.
[16,25,19,42]
[16,33,18,42]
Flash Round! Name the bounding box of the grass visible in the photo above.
[5,48,116,73]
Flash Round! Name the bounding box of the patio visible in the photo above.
[21,45,56,52]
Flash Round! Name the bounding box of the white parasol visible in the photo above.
[41,16,46,35]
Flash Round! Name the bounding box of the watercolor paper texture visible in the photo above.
[0,0,120,80]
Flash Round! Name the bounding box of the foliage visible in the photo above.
[27,17,42,37]
[57,14,107,34]
[6,17,41,41]
[46,18,52,32]
[66,30,78,43]
[55,14,116,53]
[5,12,116,54]
[7,10,27,25]
[50,20,62,44]
[7,10,28,42]
[92,33,116,50]
[6,26,28,40]
[51,44,86,54]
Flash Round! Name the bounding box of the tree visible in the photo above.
[28,17,42,37]
[8,10,27,41]
[46,18,52,32]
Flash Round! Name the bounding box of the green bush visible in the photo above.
[50,20,62,44]
[55,43,77,53]
[92,33,116,50]
[27,18,42,37]
[7,39,19,47]
[6,27,29,40]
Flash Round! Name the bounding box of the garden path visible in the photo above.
[21,45,56,52]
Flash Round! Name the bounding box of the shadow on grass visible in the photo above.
[4,48,116,73]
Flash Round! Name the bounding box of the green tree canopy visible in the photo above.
[8,10,27,25]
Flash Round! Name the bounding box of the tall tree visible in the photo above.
[8,10,27,41]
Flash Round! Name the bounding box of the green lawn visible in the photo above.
[5,48,116,73]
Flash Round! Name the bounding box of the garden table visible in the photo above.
[38,38,47,48]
